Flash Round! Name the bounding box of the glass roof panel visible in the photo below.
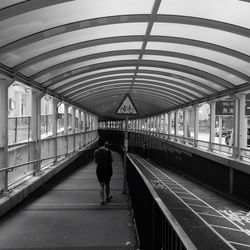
[20,42,142,76]
[0,23,147,66]
[142,54,245,86]
[134,78,203,98]
[136,72,212,95]
[67,78,133,97]
[57,74,135,94]
[133,82,194,101]
[35,54,139,83]
[158,0,250,29]
[138,66,224,91]
[0,0,152,46]
[151,23,250,55]
[49,66,136,89]
[146,42,250,76]
[0,0,26,9]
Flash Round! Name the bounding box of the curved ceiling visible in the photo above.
[0,0,249,120]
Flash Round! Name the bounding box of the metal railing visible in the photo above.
[127,155,196,250]
[103,128,250,163]
[0,130,98,192]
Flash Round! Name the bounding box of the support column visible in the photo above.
[175,111,178,140]
[52,98,60,162]
[0,77,14,192]
[31,89,43,175]
[209,101,216,151]
[64,103,69,155]
[193,105,199,147]
[72,107,76,152]
[78,109,82,132]
[183,108,188,143]
[78,109,82,148]
[235,93,247,154]
[82,111,86,131]
[232,94,245,159]
[168,112,171,139]
[163,113,167,135]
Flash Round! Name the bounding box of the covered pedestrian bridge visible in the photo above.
[0,0,250,249]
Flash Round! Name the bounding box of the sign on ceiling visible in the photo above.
[116,93,138,115]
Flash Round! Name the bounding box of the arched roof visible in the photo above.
[0,0,249,119]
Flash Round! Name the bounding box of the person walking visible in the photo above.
[94,138,113,205]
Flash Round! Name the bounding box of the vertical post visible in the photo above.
[123,116,128,194]
[52,98,59,162]
[64,103,69,155]
[78,109,82,148]
[209,101,216,151]
[168,112,171,139]
[234,93,246,158]
[31,89,43,175]
[218,115,223,145]
[175,111,178,140]
[183,108,187,143]
[0,77,14,192]
[72,107,76,151]
[14,118,18,143]
[193,105,199,147]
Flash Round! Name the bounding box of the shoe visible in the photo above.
[106,196,112,202]
[100,201,105,205]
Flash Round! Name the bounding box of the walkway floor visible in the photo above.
[0,152,138,250]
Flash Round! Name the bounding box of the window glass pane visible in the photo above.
[21,42,142,76]
[215,98,234,146]
[158,0,250,29]
[198,103,210,142]
[176,110,183,136]
[1,23,147,66]
[35,54,139,82]
[186,106,195,139]
[151,23,250,55]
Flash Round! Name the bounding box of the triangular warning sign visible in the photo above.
[116,94,138,115]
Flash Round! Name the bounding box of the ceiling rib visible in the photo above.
[40,59,235,90]
[129,0,162,93]
[54,69,216,95]
[73,84,189,104]
[23,49,248,87]
[1,14,248,55]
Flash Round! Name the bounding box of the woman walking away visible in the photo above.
[94,138,113,205]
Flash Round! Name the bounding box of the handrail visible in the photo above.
[0,139,98,173]
[0,153,66,173]
[100,128,250,163]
